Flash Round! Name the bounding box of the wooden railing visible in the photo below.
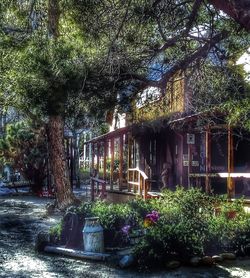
[90,177,107,201]
[127,168,149,199]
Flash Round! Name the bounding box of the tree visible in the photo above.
[68,1,250,128]
[1,1,250,209]
[0,0,119,208]
[0,121,47,193]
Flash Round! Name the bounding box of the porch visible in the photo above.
[81,119,250,201]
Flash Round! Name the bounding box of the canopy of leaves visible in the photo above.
[0,0,118,126]
[1,1,250,128]
[68,0,250,90]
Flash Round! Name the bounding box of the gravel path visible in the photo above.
[1,196,250,278]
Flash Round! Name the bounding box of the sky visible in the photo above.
[237,48,250,81]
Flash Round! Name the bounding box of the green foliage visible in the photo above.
[133,188,250,269]
[0,121,47,191]
[222,98,250,131]
[207,198,250,253]
[0,0,118,128]
[54,187,250,267]
[129,198,156,219]
[91,201,139,231]
[73,202,93,218]
[49,221,63,243]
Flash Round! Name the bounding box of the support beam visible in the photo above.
[127,134,132,192]
[83,132,87,168]
[119,134,124,191]
[227,126,235,199]
[91,143,95,173]
[188,144,192,188]
[110,138,114,190]
[205,127,211,194]
[103,140,107,180]
[96,143,100,177]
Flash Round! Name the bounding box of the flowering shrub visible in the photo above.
[144,211,160,227]
[133,188,250,269]
[52,187,250,267]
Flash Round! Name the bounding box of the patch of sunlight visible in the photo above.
[237,48,250,82]
[225,267,250,278]
[2,254,54,277]
[219,265,250,278]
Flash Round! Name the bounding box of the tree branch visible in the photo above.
[154,0,203,54]
[160,31,229,87]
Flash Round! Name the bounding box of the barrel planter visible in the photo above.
[104,229,128,248]
[83,217,104,253]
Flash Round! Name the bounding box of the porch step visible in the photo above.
[147,191,162,198]
[127,181,139,185]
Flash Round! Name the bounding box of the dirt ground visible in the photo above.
[1,195,250,278]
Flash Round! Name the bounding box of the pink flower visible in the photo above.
[145,210,160,226]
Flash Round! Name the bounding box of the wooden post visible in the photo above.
[96,143,100,176]
[70,137,74,188]
[83,132,87,168]
[119,134,124,191]
[127,133,132,192]
[227,126,235,199]
[103,140,107,180]
[110,138,114,190]
[91,143,95,173]
[127,134,132,169]
[91,178,95,201]
[205,128,211,194]
[188,144,191,188]
[144,180,148,200]
[101,181,106,200]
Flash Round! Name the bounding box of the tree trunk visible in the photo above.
[209,0,250,32]
[47,115,76,209]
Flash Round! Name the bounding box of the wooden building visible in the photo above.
[83,75,250,202]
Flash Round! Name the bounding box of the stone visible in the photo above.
[45,203,55,215]
[220,253,236,260]
[212,255,223,263]
[119,255,135,268]
[189,256,202,266]
[202,256,214,265]
[166,260,181,269]
[35,231,50,252]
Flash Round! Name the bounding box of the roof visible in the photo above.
[84,126,130,144]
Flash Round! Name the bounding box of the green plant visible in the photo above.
[128,198,156,219]
[49,222,63,243]
[91,201,139,230]
[133,187,250,269]
[206,198,250,254]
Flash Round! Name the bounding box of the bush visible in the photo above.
[50,187,250,267]
[206,198,250,254]
[133,187,250,269]
[91,201,138,230]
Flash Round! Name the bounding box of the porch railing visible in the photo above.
[90,177,107,201]
[127,168,149,199]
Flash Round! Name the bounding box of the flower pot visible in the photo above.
[226,210,237,219]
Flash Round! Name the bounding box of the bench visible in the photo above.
[3,180,34,193]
